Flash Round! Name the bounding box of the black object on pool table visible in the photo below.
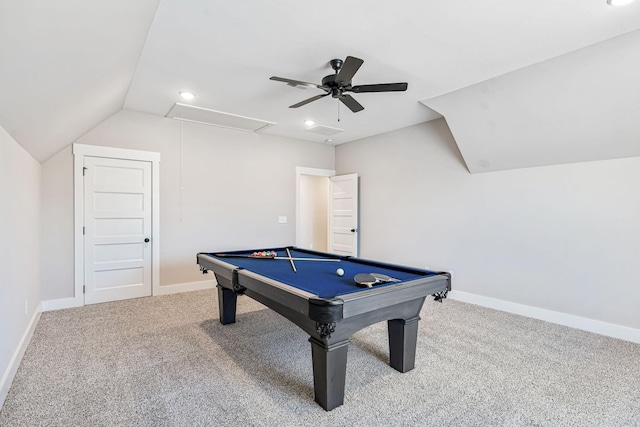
[196,246,451,411]
[354,272,402,287]
[371,272,401,282]
[353,273,377,287]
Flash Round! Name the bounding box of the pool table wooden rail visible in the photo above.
[196,251,450,327]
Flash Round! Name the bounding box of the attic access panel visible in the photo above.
[166,103,275,132]
[306,125,344,136]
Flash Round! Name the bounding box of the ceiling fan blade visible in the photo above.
[270,76,322,89]
[289,93,330,108]
[339,94,364,113]
[351,83,408,93]
[335,56,364,85]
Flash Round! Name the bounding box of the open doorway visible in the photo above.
[296,167,359,256]
[296,167,333,251]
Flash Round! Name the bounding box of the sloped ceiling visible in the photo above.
[0,0,161,162]
[422,29,640,173]
[1,0,639,171]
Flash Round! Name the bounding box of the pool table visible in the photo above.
[196,247,451,411]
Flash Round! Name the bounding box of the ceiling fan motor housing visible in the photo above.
[321,74,350,97]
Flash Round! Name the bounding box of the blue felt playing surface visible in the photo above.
[208,247,435,299]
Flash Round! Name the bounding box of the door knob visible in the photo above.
[350,229,357,233]
[144,238,150,243]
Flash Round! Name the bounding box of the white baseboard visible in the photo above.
[39,286,640,344]
[0,303,42,410]
[153,279,215,296]
[41,280,216,312]
[41,296,82,312]
[448,290,640,344]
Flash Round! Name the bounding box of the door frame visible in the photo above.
[295,167,335,249]
[72,143,161,306]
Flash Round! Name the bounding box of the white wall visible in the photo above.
[40,145,74,300]
[0,125,41,407]
[40,110,334,300]
[336,119,640,333]
[298,175,329,251]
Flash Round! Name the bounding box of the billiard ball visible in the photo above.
[336,268,344,276]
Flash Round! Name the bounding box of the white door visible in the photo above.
[328,173,359,256]
[84,156,152,304]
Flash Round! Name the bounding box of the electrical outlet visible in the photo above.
[278,216,287,224]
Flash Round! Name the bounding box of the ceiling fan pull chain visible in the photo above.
[337,100,341,122]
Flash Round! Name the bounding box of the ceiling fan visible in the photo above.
[270,56,408,113]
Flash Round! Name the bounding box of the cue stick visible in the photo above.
[285,248,297,273]
[213,254,340,262]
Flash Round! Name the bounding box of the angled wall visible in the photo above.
[336,119,640,340]
[422,30,640,173]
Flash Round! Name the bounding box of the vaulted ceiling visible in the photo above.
[1,0,639,172]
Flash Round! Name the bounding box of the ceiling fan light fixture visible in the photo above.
[607,0,635,5]
[179,91,196,100]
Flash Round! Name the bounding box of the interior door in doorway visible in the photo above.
[83,156,152,305]
[328,173,359,257]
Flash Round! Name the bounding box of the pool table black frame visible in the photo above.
[196,247,451,411]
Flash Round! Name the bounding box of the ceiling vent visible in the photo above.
[305,125,344,136]
[166,103,275,132]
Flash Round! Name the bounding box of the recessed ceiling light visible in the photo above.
[304,120,316,126]
[325,139,333,143]
[179,91,196,100]
[607,0,635,5]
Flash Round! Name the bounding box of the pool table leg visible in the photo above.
[309,337,350,411]
[387,316,420,373]
[217,285,237,325]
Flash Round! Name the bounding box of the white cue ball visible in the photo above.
[336,268,344,276]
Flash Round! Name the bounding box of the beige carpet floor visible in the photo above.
[1,289,639,426]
